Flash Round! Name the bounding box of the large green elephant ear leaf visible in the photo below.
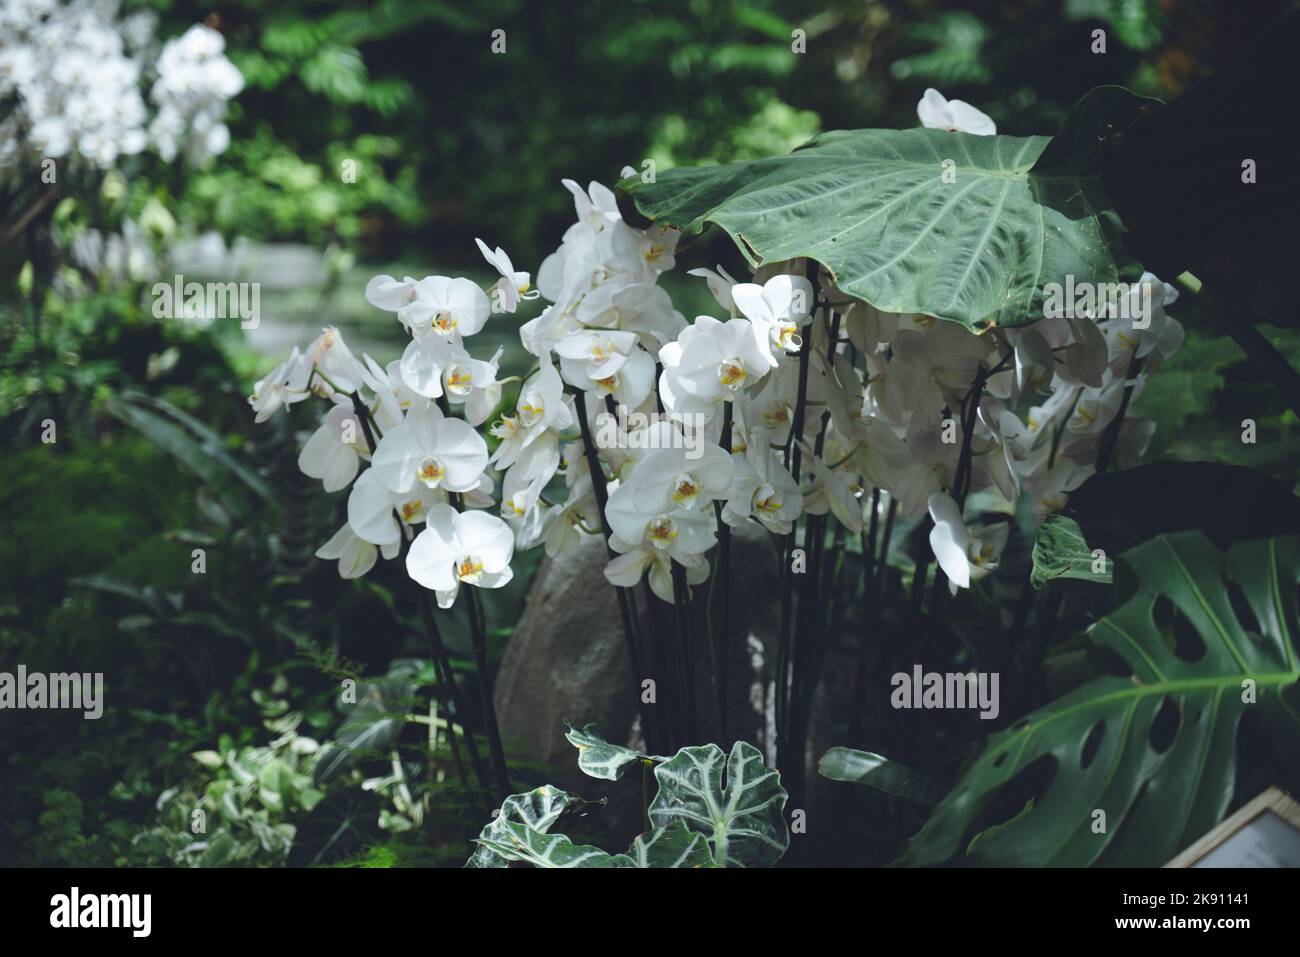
[611,821,716,868]
[464,785,576,868]
[476,821,619,868]
[648,741,789,867]
[621,86,1155,331]
[901,532,1300,866]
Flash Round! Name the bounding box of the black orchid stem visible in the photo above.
[572,390,661,755]
[775,259,821,799]
[436,394,510,801]
[710,400,734,745]
[349,392,490,797]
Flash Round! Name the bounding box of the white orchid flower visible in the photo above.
[406,505,515,608]
[927,492,1008,594]
[475,238,535,313]
[555,328,641,384]
[346,468,436,547]
[629,444,735,516]
[490,354,573,469]
[731,273,815,367]
[249,346,311,423]
[722,428,803,534]
[398,276,490,341]
[687,264,743,316]
[298,401,367,493]
[315,522,396,579]
[658,315,771,422]
[604,540,709,603]
[917,88,996,135]
[370,402,489,496]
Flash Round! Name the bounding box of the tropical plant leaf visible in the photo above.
[464,785,576,869]
[1062,462,1300,554]
[817,747,945,805]
[1030,514,1112,590]
[622,86,1154,331]
[313,679,411,786]
[477,821,620,868]
[648,741,788,867]
[564,721,654,780]
[901,531,1300,866]
[105,392,273,521]
[611,821,716,868]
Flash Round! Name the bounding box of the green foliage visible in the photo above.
[134,690,325,866]
[625,87,1153,331]
[903,532,1300,866]
[817,747,944,806]
[1031,515,1112,589]
[467,729,789,868]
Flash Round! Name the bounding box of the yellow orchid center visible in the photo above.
[718,359,747,389]
[446,367,473,395]
[647,515,678,549]
[671,474,700,507]
[455,555,484,583]
[417,457,446,488]
[401,499,425,523]
[490,414,519,440]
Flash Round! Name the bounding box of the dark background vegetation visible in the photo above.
[1,0,1296,866]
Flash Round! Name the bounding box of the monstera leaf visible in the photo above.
[649,741,789,867]
[564,722,658,781]
[464,785,577,869]
[902,532,1300,866]
[622,86,1154,331]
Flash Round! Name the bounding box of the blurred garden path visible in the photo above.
[169,236,531,371]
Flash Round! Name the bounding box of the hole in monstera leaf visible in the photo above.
[1151,595,1206,663]
[1172,611,1207,663]
[1080,720,1106,769]
[965,753,1056,855]
[1225,578,1263,641]
[1149,696,1181,754]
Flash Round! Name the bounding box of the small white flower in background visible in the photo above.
[604,539,710,603]
[149,24,244,164]
[475,238,535,313]
[365,274,422,312]
[917,88,996,136]
[406,506,515,608]
[249,347,311,423]
[722,428,803,534]
[490,354,573,469]
[927,492,1008,594]
[562,179,622,230]
[299,402,367,493]
[688,265,743,316]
